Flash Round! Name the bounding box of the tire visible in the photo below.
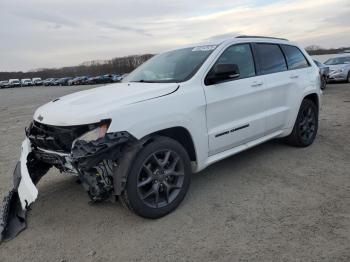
[120,137,192,219]
[285,99,318,147]
[347,72,350,83]
[321,75,327,90]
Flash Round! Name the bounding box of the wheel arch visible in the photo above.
[303,93,319,110]
[113,126,197,196]
[144,126,197,163]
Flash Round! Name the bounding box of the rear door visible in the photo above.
[204,43,269,156]
[280,45,313,127]
[254,43,296,133]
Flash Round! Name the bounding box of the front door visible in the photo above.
[204,43,269,156]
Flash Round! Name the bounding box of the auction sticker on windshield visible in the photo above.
[192,45,217,52]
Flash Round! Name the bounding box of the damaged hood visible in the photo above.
[33,82,179,126]
[327,64,349,72]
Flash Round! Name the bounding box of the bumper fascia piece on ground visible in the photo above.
[18,139,38,209]
[0,139,49,244]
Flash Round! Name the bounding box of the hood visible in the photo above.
[34,82,179,126]
[327,64,349,71]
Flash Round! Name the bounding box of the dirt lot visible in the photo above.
[0,83,349,262]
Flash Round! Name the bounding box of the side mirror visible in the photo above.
[206,63,240,85]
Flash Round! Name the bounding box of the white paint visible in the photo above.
[32,37,321,173]
[17,139,38,210]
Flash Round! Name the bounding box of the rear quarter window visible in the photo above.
[281,45,309,70]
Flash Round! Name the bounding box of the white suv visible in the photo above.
[1,36,322,240]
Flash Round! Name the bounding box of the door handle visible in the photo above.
[251,81,263,87]
[290,75,299,79]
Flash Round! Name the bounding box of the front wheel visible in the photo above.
[120,137,192,218]
[285,99,318,147]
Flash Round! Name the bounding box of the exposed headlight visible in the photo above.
[75,120,111,143]
[336,68,344,73]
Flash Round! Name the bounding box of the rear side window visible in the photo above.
[281,45,309,70]
[214,43,256,79]
[256,44,287,74]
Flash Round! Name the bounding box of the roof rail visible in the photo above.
[236,35,289,41]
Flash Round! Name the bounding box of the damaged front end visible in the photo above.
[0,120,135,243]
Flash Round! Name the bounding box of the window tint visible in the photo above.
[256,44,287,74]
[214,44,256,79]
[281,45,309,69]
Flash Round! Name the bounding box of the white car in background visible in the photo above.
[21,79,33,87]
[8,79,21,87]
[324,56,350,82]
[0,80,10,88]
[0,36,322,242]
[32,77,43,86]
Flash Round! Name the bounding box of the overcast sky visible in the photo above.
[0,0,349,71]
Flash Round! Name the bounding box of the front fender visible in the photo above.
[107,88,209,172]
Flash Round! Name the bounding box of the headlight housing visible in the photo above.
[336,68,344,73]
[75,120,111,143]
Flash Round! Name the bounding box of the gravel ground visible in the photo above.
[0,83,349,262]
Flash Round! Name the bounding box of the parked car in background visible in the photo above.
[9,79,21,88]
[55,77,73,86]
[324,56,350,83]
[68,77,79,86]
[43,78,57,86]
[112,74,123,82]
[313,60,329,90]
[32,78,43,86]
[80,76,90,85]
[86,76,97,85]
[70,76,89,85]
[21,79,33,87]
[0,80,10,88]
[89,74,114,84]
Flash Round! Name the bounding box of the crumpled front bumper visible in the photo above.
[18,139,39,209]
[0,131,135,243]
[0,139,41,243]
[328,72,347,81]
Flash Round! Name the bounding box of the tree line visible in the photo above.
[0,54,154,81]
[305,45,350,55]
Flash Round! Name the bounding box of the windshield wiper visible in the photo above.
[131,80,157,83]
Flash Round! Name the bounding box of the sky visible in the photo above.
[0,0,349,71]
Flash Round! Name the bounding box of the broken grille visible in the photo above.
[27,121,97,153]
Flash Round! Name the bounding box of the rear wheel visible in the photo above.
[120,137,191,218]
[285,99,318,147]
[321,75,327,90]
[347,72,350,83]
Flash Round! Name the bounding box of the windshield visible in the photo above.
[324,56,350,65]
[125,45,217,83]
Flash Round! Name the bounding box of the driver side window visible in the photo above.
[214,44,256,80]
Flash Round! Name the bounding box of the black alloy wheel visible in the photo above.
[137,150,185,208]
[120,137,191,218]
[285,99,318,147]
